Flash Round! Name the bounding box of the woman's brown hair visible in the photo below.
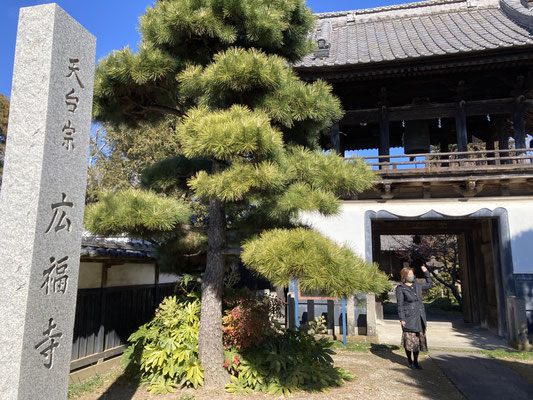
[400,266,413,283]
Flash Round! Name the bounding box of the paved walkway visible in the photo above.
[377,317,512,351]
[430,351,533,400]
[378,317,533,400]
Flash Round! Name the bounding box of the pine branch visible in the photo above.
[146,104,184,116]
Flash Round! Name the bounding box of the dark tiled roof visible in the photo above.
[296,0,533,69]
[81,235,156,259]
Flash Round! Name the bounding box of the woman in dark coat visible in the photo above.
[396,265,433,369]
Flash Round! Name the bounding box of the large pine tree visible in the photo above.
[88,0,389,387]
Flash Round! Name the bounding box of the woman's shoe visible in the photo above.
[407,361,415,369]
[414,363,422,370]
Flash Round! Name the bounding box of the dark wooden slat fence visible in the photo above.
[71,283,175,371]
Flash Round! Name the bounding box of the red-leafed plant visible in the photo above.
[222,289,283,351]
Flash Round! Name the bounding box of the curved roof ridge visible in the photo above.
[316,0,472,19]
[500,0,533,27]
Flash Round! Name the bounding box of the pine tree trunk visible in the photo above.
[199,198,229,387]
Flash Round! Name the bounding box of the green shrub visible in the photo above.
[305,315,327,335]
[225,330,354,395]
[124,285,354,396]
[121,294,203,394]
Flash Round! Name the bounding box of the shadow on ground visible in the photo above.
[97,374,139,400]
[368,343,465,400]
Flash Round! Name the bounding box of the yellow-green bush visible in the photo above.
[122,294,203,394]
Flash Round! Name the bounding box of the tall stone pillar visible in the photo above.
[0,5,96,399]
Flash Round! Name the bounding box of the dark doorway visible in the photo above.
[371,217,506,337]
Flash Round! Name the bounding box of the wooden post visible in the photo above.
[379,106,390,169]
[327,299,335,337]
[96,263,109,362]
[287,295,295,330]
[486,137,495,166]
[440,137,449,167]
[512,75,527,161]
[154,261,160,310]
[307,299,315,325]
[331,123,341,154]
[513,97,527,150]
[496,116,509,165]
[455,101,468,157]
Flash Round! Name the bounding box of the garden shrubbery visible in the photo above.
[122,285,353,395]
[222,289,283,350]
[225,329,353,395]
[121,278,203,394]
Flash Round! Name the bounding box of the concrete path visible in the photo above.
[430,351,533,400]
[377,318,512,351]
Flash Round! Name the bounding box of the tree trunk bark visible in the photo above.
[198,198,229,387]
[429,269,462,307]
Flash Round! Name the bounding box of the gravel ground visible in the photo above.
[75,348,466,400]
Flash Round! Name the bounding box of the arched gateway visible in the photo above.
[294,0,533,348]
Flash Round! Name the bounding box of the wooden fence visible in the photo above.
[71,283,175,371]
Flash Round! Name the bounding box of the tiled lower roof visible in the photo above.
[81,235,156,259]
[296,0,533,69]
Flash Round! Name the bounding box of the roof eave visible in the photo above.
[294,45,533,80]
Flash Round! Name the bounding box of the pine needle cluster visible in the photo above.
[93,0,315,126]
[178,47,342,147]
[85,189,192,238]
[242,228,391,298]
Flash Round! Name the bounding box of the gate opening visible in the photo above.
[372,218,506,337]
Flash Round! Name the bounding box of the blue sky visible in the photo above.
[0,0,421,97]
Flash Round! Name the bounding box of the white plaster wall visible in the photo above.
[106,263,156,287]
[78,262,103,289]
[301,197,533,274]
[159,273,181,284]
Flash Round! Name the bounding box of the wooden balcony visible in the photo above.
[344,149,533,200]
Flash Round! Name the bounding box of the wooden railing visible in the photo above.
[347,149,533,173]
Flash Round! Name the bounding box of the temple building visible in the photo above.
[294,0,533,348]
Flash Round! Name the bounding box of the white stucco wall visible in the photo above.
[301,197,533,274]
[78,262,103,289]
[106,263,156,287]
[158,273,181,284]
